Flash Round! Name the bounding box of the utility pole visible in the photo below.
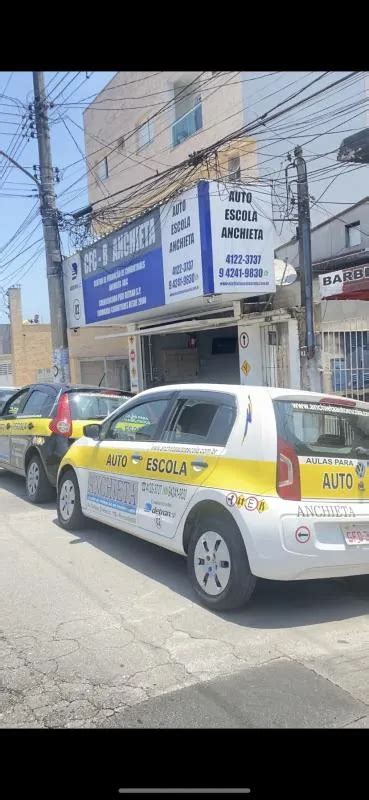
[32,71,70,383]
[294,146,315,357]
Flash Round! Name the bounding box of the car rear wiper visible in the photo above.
[355,446,369,457]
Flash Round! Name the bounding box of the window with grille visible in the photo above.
[0,362,11,376]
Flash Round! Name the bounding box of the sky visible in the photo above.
[0,71,116,323]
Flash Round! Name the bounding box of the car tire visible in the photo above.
[57,469,85,530]
[26,454,54,504]
[187,511,256,611]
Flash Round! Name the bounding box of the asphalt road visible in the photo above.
[2,468,369,729]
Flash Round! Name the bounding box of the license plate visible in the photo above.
[343,525,369,545]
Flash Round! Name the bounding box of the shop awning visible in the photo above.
[319,264,369,301]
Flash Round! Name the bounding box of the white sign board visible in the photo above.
[161,186,203,305]
[208,182,275,295]
[62,254,86,327]
[319,265,369,299]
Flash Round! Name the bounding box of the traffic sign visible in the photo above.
[239,331,249,349]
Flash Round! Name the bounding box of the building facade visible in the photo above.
[0,287,130,391]
[58,73,314,395]
[275,197,369,399]
[83,71,258,232]
[68,324,129,388]
[1,288,54,387]
[0,323,12,386]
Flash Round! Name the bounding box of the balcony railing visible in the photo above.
[172,103,203,148]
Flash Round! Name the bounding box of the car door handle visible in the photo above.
[131,453,143,463]
[6,423,11,430]
[191,460,208,470]
[28,423,34,430]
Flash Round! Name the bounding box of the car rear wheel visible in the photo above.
[26,455,54,504]
[57,469,85,530]
[187,512,256,611]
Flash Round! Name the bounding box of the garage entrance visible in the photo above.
[142,325,239,388]
[80,358,130,390]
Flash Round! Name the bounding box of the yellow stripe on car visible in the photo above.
[0,418,52,436]
[65,445,278,496]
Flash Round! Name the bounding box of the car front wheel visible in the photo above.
[187,512,256,611]
[57,469,85,530]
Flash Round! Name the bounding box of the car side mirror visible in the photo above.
[83,423,101,440]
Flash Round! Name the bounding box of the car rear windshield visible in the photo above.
[68,392,130,421]
[274,399,369,458]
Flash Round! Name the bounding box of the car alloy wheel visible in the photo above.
[27,460,39,497]
[59,479,76,521]
[193,530,231,596]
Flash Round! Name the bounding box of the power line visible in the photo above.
[46,72,70,99]
[54,71,280,109]
[75,71,357,220]
[59,71,239,207]
[51,73,81,104]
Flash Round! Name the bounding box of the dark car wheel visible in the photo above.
[26,454,54,504]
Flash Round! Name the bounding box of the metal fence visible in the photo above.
[260,322,290,388]
[321,319,369,401]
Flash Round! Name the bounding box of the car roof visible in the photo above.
[25,383,133,394]
[133,383,369,408]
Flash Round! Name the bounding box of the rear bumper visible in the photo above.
[241,497,369,581]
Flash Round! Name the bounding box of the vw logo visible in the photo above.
[356,462,367,479]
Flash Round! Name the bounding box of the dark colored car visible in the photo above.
[0,383,132,503]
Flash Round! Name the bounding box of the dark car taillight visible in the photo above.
[49,393,73,438]
[276,437,301,501]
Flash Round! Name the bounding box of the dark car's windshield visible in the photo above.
[68,392,131,420]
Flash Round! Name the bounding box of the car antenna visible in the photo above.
[98,373,106,387]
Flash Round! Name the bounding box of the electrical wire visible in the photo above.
[72,71,357,221]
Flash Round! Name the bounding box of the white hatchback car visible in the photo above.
[56,384,369,610]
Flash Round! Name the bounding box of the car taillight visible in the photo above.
[277,437,301,501]
[49,393,73,438]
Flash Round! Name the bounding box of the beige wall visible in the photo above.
[6,288,131,387]
[68,325,129,383]
[83,71,257,233]
[8,287,52,386]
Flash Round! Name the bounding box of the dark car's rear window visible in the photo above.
[68,392,131,421]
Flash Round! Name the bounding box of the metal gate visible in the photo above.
[260,322,290,388]
[321,319,369,401]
